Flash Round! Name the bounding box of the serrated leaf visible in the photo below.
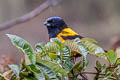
[23,63,45,80]
[63,39,82,56]
[80,38,105,58]
[62,46,71,61]
[7,34,36,64]
[37,63,58,80]
[63,60,75,72]
[78,44,88,56]
[105,50,117,65]
[36,58,68,77]
[43,42,59,56]
[73,38,88,56]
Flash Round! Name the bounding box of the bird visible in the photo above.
[44,17,83,43]
[44,17,84,57]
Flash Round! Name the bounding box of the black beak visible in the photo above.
[44,21,51,26]
[44,21,47,25]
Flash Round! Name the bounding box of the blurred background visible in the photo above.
[0,0,120,78]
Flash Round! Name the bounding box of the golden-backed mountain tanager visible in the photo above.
[44,17,84,57]
[44,17,83,42]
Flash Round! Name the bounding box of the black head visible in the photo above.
[44,17,68,38]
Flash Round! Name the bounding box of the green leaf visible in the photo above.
[9,64,20,78]
[43,42,59,56]
[61,46,74,72]
[36,58,68,77]
[78,44,88,56]
[81,38,97,43]
[71,61,82,71]
[37,63,58,80]
[50,38,63,49]
[63,39,82,56]
[101,64,107,73]
[48,53,57,60]
[7,34,36,64]
[23,63,45,80]
[96,61,101,71]
[103,71,112,80]
[74,38,88,56]
[70,61,82,77]
[63,60,75,72]
[29,64,45,80]
[115,58,120,65]
[82,57,88,70]
[105,50,117,65]
[10,74,18,80]
[41,56,51,60]
[20,68,31,76]
[80,38,105,58]
[62,46,71,61]
[35,43,45,53]
[56,73,62,80]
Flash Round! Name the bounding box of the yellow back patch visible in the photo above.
[57,28,79,42]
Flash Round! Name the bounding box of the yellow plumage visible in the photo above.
[57,28,79,42]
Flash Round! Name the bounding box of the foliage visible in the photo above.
[0,34,120,80]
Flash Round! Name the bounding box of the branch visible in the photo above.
[79,73,88,80]
[0,0,62,31]
[81,72,105,75]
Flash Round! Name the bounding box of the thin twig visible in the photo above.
[79,73,88,80]
[0,0,61,31]
[81,72,105,75]
[108,63,120,69]
[98,77,116,80]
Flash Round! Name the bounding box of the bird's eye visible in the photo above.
[47,20,55,23]
[47,21,50,23]
[47,20,52,23]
